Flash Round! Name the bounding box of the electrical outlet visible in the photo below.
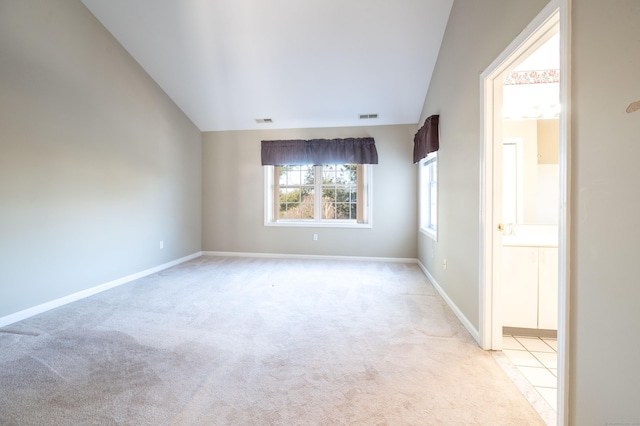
[443,258,447,270]
[313,233,318,241]
[159,240,164,249]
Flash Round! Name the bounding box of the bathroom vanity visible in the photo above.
[502,225,558,332]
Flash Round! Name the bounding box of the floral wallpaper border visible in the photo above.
[504,69,560,85]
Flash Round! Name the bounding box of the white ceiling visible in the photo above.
[81,0,454,132]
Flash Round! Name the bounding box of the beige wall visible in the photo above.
[202,125,417,259]
[416,0,550,329]
[0,0,202,318]
[537,118,560,164]
[419,0,640,422]
[571,0,640,422]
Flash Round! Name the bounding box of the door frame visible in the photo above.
[478,0,571,423]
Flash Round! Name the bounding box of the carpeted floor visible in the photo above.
[0,255,544,425]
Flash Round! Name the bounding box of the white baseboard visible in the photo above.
[0,252,202,328]
[416,260,480,344]
[202,250,418,264]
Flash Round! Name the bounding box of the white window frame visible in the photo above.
[419,152,438,240]
[264,164,372,228]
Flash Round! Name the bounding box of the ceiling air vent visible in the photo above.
[255,118,273,123]
[359,113,378,120]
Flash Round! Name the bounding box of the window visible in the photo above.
[419,152,438,239]
[265,164,372,227]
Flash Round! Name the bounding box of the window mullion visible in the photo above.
[356,165,364,223]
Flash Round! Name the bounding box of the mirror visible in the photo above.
[502,118,559,225]
[501,33,560,227]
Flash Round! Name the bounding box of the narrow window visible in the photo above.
[420,153,438,239]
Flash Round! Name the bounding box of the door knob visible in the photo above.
[497,223,504,232]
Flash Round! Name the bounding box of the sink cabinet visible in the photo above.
[537,247,558,329]
[502,246,558,330]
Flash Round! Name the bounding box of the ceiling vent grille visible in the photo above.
[359,113,378,120]
[255,118,273,123]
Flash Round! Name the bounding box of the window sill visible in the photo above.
[265,221,372,229]
[420,226,438,241]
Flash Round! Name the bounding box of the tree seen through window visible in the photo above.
[278,165,357,221]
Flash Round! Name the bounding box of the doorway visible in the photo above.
[500,31,560,342]
[479,0,570,424]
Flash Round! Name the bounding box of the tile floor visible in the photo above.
[502,335,558,411]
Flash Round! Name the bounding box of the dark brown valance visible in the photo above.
[413,115,439,163]
[261,138,378,166]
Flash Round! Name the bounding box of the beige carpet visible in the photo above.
[0,255,543,425]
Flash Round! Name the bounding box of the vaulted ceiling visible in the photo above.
[81,0,454,131]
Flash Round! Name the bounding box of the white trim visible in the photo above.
[263,164,373,228]
[264,221,372,229]
[202,251,417,264]
[479,62,495,350]
[557,0,572,423]
[419,227,437,241]
[418,153,439,241]
[481,1,560,78]
[417,260,480,343]
[0,252,202,328]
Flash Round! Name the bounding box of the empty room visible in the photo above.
[1,0,639,425]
